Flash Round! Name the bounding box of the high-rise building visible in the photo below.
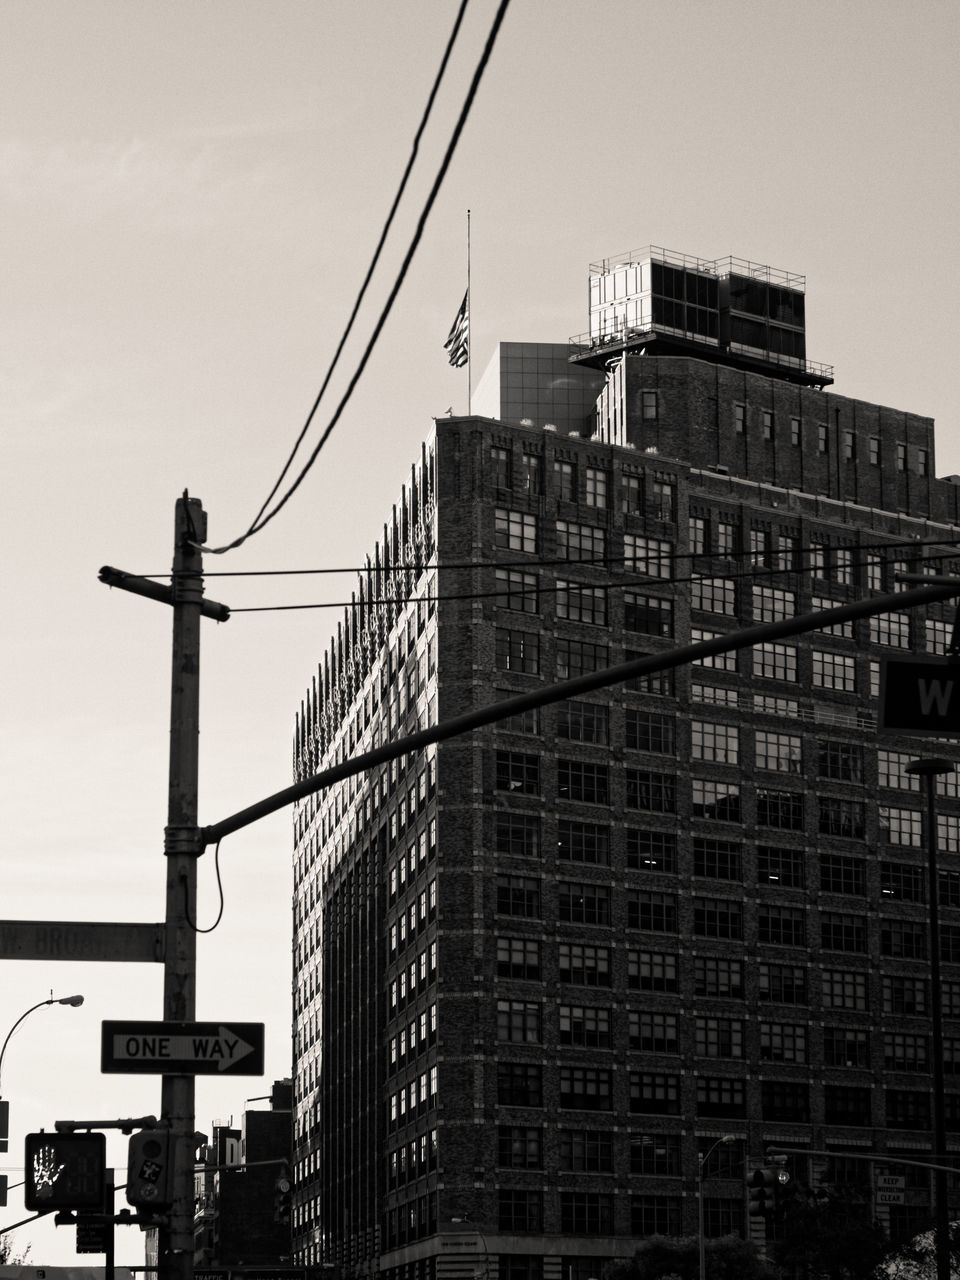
[291,246,960,1280]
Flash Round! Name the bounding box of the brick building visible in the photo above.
[291,247,960,1280]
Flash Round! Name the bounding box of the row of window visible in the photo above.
[730,407,930,475]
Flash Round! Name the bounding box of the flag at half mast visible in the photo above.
[444,291,469,368]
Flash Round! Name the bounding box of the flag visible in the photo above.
[444,291,469,368]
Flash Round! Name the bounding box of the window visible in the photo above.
[870,613,911,648]
[652,476,676,522]
[559,942,610,987]
[818,740,864,782]
[626,769,676,812]
[695,1016,743,1058]
[881,863,926,903]
[496,629,540,674]
[497,1000,542,1043]
[629,949,678,992]
[631,1011,679,1053]
[819,797,865,840]
[691,779,740,822]
[756,730,802,773]
[790,417,801,446]
[822,969,868,1010]
[627,829,678,873]
[496,813,540,859]
[689,515,707,554]
[716,521,736,555]
[630,1133,680,1176]
[556,520,605,563]
[560,1136,611,1172]
[879,806,923,847]
[734,404,746,433]
[557,820,610,865]
[887,1090,930,1129]
[495,508,537,553]
[499,1189,543,1232]
[878,749,922,791]
[842,430,856,461]
[692,577,736,615]
[625,709,676,754]
[518,450,541,495]
[762,409,773,440]
[498,1126,542,1169]
[757,789,804,830]
[496,751,540,795]
[753,643,798,682]
[750,528,770,567]
[760,1022,807,1063]
[869,437,880,466]
[880,920,927,959]
[556,637,608,679]
[824,1085,872,1125]
[556,701,609,744]
[812,650,857,691]
[820,855,866,896]
[559,1005,611,1049]
[821,911,867,953]
[558,759,609,804]
[696,1077,746,1118]
[624,592,674,636]
[496,938,540,979]
[753,586,796,622]
[759,963,807,1004]
[560,1066,612,1110]
[496,875,541,917]
[691,721,740,764]
[692,683,738,707]
[896,443,907,472]
[630,1071,681,1115]
[496,568,538,613]
[757,845,805,888]
[695,955,743,998]
[624,534,672,578]
[497,1062,543,1107]
[885,1033,929,1072]
[559,881,611,925]
[758,905,806,947]
[560,1129,613,1172]
[693,898,743,939]
[761,1081,809,1122]
[631,1196,682,1236]
[883,975,927,1016]
[492,445,511,489]
[621,474,643,514]
[556,580,606,625]
[628,891,678,933]
[823,1026,869,1067]
[554,459,576,501]
[817,423,828,453]
[693,837,742,881]
[692,628,737,671]
[642,390,658,420]
[584,467,608,508]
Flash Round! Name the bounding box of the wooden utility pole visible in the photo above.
[159,493,206,1280]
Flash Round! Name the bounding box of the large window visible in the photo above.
[557,701,609,745]
[757,789,804,830]
[631,1011,679,1053]
[496,751,540,795]
[624,592,674,636]
[626,769,676,812]
[556,637,608,679]
[559,1005,611,1049]
[497,1125,542,1169]
[496,812,540,858]
[558,760,609,804]
[624,534,671,578]
[496,568,539,613]
[695,955,743,998]
[691,779,740,821]
[629,950,679,992]
[556,581,607,625]
[556,520,605,562]
[627,829,678,872]
[559,881,611,925]
[626,709,676,754]
[559,942,610,986]
[758,905,806,947]
[496,629,540,674]
[557,820,610,865]
[559,1067,612,1111]
[756,730,802,773]
[630,1072,681,1115]
[497,1000,542,1043]
[812,651,856,691]
[753,643,798,681]
[693,898,743,940]
[628,891,678,933]
[692,578,736,615]
[560,1130,613,1172]
[495,508,537,553]
[691,720,740,764]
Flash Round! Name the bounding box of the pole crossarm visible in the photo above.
[202,579,960,846]
[99,566,230,623]
[767,1145,960,1176]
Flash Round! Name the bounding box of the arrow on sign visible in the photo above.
[101,1020,264,1075]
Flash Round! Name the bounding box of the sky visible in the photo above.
[1,0,958,1265]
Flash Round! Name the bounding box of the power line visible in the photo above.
[201,0,512,557]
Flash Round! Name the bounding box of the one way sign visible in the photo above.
[880,659,960,735]
[101,1020,264,1075]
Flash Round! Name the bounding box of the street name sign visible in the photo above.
[880,659,960,735]
[0,921,164,963]
[101,1021,264,1075]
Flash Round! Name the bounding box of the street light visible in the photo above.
[0,995,85,1093]
[698,1134,735,1280]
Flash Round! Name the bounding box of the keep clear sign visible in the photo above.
[101,1021,265,1075]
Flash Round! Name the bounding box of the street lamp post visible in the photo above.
[0,994,85,1093]
[906,757,954,1280]
[698,1134,734,1280]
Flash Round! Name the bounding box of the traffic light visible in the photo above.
[126,1128,172,1209]
[747,1166,777,1218]
[772,1164,794,1219]
[274,1162,292,1224]
[24,1132,107,1211]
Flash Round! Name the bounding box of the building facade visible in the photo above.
[291,247,960,1280]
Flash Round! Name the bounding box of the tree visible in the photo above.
[883,1222,960,1280]
[772,1187,892,1280]
[0,1234,31,1265]
[604,1234,775,1280]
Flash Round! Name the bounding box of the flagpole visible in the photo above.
[466,207,472,414]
